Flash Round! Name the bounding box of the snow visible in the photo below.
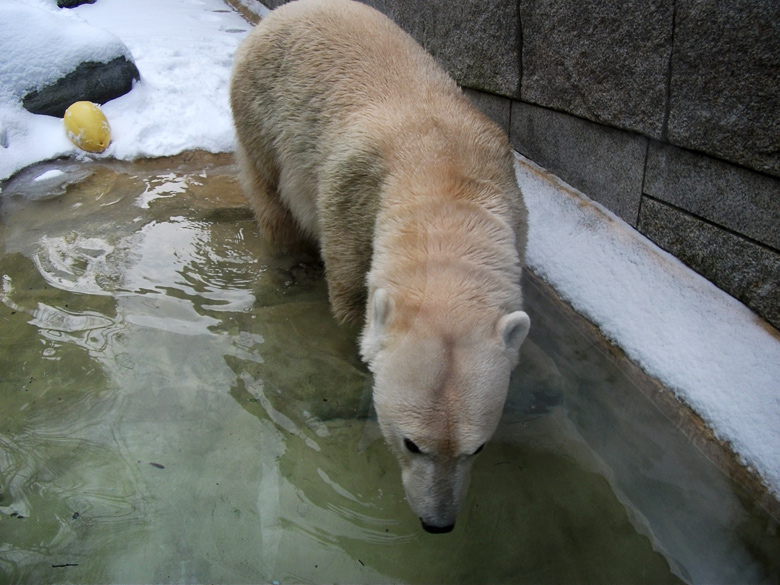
[32,169,65,183]
[0,1,130,104]
[517,157,780,492]
[1,0,778,495]
[0,0,250,180]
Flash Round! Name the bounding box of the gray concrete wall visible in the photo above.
[255,0,780,330]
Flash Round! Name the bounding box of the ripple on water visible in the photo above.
[0,406,149,580]
[34,234,120,296]
[129,218,261,313]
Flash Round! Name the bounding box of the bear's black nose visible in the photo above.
[421,520,454,534]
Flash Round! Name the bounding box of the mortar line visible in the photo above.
[660,0,677,142]
[640,194,780,255]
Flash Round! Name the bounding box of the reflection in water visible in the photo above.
[0,155,777,584]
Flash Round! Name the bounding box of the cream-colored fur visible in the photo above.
[231,0,530,532]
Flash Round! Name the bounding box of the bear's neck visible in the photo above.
[369,169,523,317]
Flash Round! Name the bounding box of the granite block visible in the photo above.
[519,0,673,138]
[511,101,647,225]
[463,89,511,136]
[667,0,780,177]
[646,143,780,251]
[638,198,780,329]
[255,1,521,96]
[362,0,522,97]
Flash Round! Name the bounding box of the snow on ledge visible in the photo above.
[515,152,780,495]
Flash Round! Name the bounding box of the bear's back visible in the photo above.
[230,0,526,324]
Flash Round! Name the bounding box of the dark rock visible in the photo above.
[638,198,780,330]
[22,56,140,118]
[667,0,780,177]
[510,101,648,226]
[519,0,673,139]
[57,0,97,7]
[645,142,780,251]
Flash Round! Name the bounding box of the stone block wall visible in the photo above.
[255,0,780,330]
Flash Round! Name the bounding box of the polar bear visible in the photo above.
[230,0,530,533]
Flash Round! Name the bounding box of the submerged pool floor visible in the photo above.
[0,153,777,584]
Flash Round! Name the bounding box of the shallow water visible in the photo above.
[0,154,777,584]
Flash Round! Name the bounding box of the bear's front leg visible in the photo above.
[235,142,303,245]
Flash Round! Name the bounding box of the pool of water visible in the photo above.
[0,153,777,584]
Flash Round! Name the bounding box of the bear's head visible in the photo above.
[361,287,530,533]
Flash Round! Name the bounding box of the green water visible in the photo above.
[0,154,777,584]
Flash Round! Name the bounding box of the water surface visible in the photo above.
[0,154,777,584]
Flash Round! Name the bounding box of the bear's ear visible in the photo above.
[497,311,530,361]
[360,288,393,366]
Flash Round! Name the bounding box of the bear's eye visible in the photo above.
[473,443,485,456]
[404,438,421,454]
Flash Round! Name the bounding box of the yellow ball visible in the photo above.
[63,101,111,153]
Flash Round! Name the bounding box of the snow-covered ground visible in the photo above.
[0,0,251,179]
[1,0,779,496]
